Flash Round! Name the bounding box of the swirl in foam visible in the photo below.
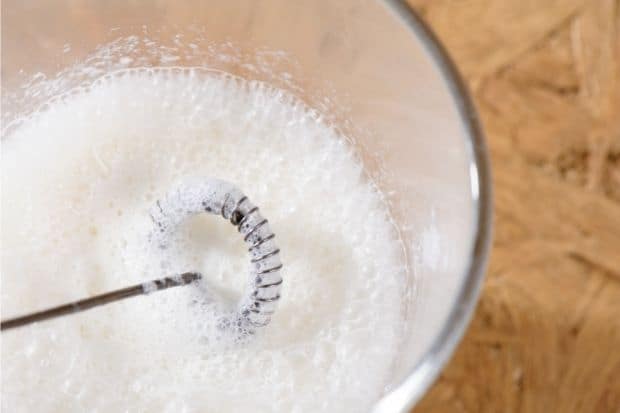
[1,68,406,412]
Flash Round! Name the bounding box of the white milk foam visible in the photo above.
[1,68,406,412]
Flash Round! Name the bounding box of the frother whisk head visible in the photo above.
[1,178,283,335]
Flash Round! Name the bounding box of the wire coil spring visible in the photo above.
[149,178,283,332]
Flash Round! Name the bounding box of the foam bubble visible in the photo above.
[1,68,406,412]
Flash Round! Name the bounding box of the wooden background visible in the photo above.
[406,1,620,412]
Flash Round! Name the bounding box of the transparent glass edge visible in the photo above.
[373,1,493,412]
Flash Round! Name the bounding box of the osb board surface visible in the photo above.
[408,1,620,412]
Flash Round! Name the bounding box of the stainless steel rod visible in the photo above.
[1,272,202,331]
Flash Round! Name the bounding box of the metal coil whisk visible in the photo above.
[1,178,282,334]
[150,178,283,332]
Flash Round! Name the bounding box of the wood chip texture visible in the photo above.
[408,0,620,412]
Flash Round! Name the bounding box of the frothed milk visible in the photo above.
[1,69,406,412]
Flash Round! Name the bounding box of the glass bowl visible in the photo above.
[1,1,492,411]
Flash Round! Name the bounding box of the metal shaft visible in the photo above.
[0,272,201,332]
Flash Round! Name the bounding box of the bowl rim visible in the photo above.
[372,2,493,412]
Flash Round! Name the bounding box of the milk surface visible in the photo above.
[1,68,406,412]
